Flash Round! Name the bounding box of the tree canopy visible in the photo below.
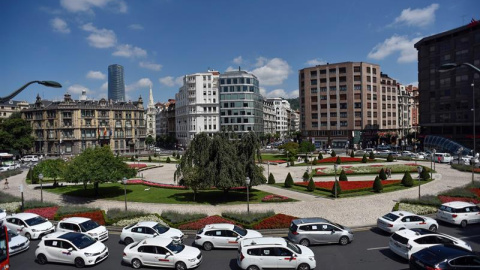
[298,141,315,154]
[278,141,299,157]
[32,159,66,186]
[0,113,33,155]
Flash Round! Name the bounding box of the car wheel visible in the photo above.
[124,237,134,245]
[175,261,187,270]
[298,263,311,270]
[247,266,260,270]
[339,236,349,246]
[74,257,85,268]
[131,258,142,269]
[37,254,48,265]
[461,220,468,228]
[429,225,438,232]
[25,233,31,240]
[203,241,213,251]
[299,238,310,247]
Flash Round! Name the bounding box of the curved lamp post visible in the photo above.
[0,81,62,103]
[38,173,44,203]
[439,63,480,184]
[122,177,128,211]
[245,177,251,215]
[334,164,338,199]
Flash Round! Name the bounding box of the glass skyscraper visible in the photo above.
[108,64,125,102]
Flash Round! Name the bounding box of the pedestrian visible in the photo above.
[3,178,9,189]
[387,168,392,178]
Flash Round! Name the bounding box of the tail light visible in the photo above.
[425,266,441,270]
[291,231,298,235]
[452,214,458,218]
[123,252,126,257]
[387,224,393,227]
[240,252,245,261]
[195,236,201,240]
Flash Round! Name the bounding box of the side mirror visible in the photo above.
[331,230,335,234]
[153,233,159,237]
[68,247,73,252]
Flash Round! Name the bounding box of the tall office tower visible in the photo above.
[108,64,125,102]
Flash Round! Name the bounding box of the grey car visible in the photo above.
[287,218,354,246]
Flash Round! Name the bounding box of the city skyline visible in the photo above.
[0,0,476,103]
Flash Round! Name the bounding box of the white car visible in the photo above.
[237,237,316,270]
[4,213,55,240]
[0,209,6,225]
[193,223,262,251]
[377,211,438,233]
[123,237,202,269]
[389,228,471,260]
[56,217,108,242]
[21,155,39,162]
[120,221,184,245]
[7,229,30,256]
[35,232,108,268]
[436,201,480,227]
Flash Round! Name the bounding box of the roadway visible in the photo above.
[9,222,480,270]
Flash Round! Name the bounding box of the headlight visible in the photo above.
[188,258,196,262]
[88,233,98,236]
[84,252,93,257]
[309,256,315,261]
[31,229,38,232]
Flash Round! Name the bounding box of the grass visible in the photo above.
[161,210,207,225]
[0,191,21,203]
[261,153,287,161]
[45,183,278,205]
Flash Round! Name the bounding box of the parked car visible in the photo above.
[364,148,377,154]
[0,165,9,172]
[402,151,414,157]
[120,221,184,245]
[237,237,316,270]
[4,213,55,240]
[35,232,108,268]
[436,201,480,227]
[193,223,262,251]
[409,245,480,269]
[287,217,353,246]
[21,155,39,162]
[377,211,438,233]
[56,217,108,242]
[7,228,30,256]
[389,228,471,260]
[122,237,202,269]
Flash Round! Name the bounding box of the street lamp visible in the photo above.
[430,148,436,180]
[334,164,338,199]
[0,80,62,103]
[267,161,270,179]
[417,166,423,199]
[38,173,44,203]
[122,177,128,211]
[245,177,251,215]
[433,148,436,170]
[439,63,480,184]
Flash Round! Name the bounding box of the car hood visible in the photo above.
[86,225,107,235]
[244,229,262,239]
[176,245,201,259]
[30,221,54,231]
[9,234,29,247]
[298,245,315,257]
[81,241,107,253]
[159,227,183,239]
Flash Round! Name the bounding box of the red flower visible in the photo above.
[127,179,188,189]
[295,180,401,191]
[470,188,480,197]
[178,216,234,230]
[129,164,147,169]
[438,196,480,204]
[253,214,297,230]
[25,207,58,220]
[316,157,362,164]
[60,210,106,225]
[268,160,287,164]
[262,195,290,202]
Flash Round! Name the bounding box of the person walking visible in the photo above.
[3,178,9,189]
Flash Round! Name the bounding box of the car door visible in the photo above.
[5,218,20,234]
[259,247,277,269]
[131,227,151,242]
[298,225,315,244]
[274,247,297,269]
[44,239,64,263]
[138,245,160,267]
[412,236,438,254]
[315,224,337,243]
[59,240,76,264]
[155,246,174,268]
[209,230,224,248]
[401,216,421,230]
[224,230,240,247]
[322,224,343,243]
[465,206,480,224]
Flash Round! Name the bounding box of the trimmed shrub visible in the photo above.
[222,210,275,225]
[379,168,387,180]
[339,169,348,181]
[369,151,375,160]
[290,160,295,166]
[106,208,148,225]
[403,171,414,187]
[268,173,276,184]
[56,205,99,217]
[148,156,152,162]
[0,191,21,203]
[284,173,294,188]
[304,156,308,163]
[400,195,442,207]
[318,153,323,160]
[335,156,341,164]
[331,180,341,196]
[307,178,315,191]
[312,158,317,165]
[387,154,394,162]
[166,157,171,163]
[362,154,367,163]
[420,167,430,180]
[331,150,337,157]
[350,150,355,158]
[153,152,158,157]
[23,200,57,210]
[161,210,207,225]
[177,153,180,159]
[373,176,383,193]
[303,171,310,182]
[130,156,135,161]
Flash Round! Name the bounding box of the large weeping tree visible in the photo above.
[237,132,266,186]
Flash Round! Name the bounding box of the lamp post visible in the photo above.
[245,177,251,215]
[334,164,338,199]
[431,148,436,180]
[433,148,436,170]
[0,80,62,103]
[38,173,44,203]
[439,63,480,184]
[417,166,423,199]
[267,161,270,178]
[122,177,128,211]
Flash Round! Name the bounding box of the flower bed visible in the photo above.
[398,203,438,215]
[0,202,21,213]
[438,195,480,204]
[262,195,291,202]
[60,210,106,225]
[470,188,480,197]
[316,157,362,163]
[113,214,167,227]
[268,160,287,164]
[129,164,148,169]
[127,179,188,190]
[178,215,234,230]
[253,214,297,230]
[24,206,59,219]
[295,180,401,192]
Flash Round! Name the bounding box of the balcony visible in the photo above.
[98,114,109,119]
[61,124,74,129]
[62,136,76,141]
[47,136,57,141]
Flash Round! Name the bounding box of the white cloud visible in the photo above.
[259,87,267,97]
[305,58,327,66]
[233,56,243,65]
[251,57,291,86]
[68,84,90,95]
[126,78,152,92]
[367,35,422,63]
[81,23,117,48]
[86,70,106,80]
[159,76,183,87]
[60,0,127,13]
[50,17,70,34]
[225,66,237,72]
[139,61,162,71]
[113,44,147,58]
[392,3,439,27]
[101,81,108,91]
[129,24,144,30]
[263,89,298,99]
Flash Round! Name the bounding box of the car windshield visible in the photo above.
[153,223,170,234]
[79,220,100,232]
[233,225,247,236]
[382,213,399,222]
[7,230,18,240]
[286,240,301,254]
[70,234,96,249]
[166,241,185,254]
[334,223,344,229]
[25,216,47,226]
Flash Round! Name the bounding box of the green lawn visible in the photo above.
[261,153,287,161]
[45,183,283,205]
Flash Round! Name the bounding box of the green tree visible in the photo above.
[307,178,315,191]
[284,172,294,188]
[0,113,34,155]
[336,156,341,164]
[420,167,430,181]
[403,171,414,187]
[339,169,348,181]
[268,173,276,184]
[362,154,367,163]
[290,159,295,166]
[63,146,136,196]
[387,154,394,162]
[373,176,383,193]
[331,150,336,157]
[148,156,152,162]
[331,180,341,196]
[236,132,266,187]
[318,153,323,160]
[299,141,315,160]
[130,156,135,161]
[278,142,299,157]
[166,157,171,163]
[32,159,66,187]
[145,135,155,149]
[303,171,310,182]
[369,151,375,160]
[379,168,387,180]
[350,150,355,158]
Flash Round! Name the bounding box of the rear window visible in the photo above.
[382,213,399,222]
[197,228,204,235]
[391,233,409,245]
[289,223,298,233]
[439,206,456,213]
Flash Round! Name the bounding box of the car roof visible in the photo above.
[292,217,331,225]
[60,217,90,224]
[240,237,287,248]
[10,213,39,220]
[204,223,235,230]
[58,232,89,241]
[389,211,415,217]
[136,221,158,227]
[43,231,76,239]
[394,228,445,239]
[140,237,172,246]
[415,245,475,261]
[441,201,476,208]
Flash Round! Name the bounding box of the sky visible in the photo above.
[0,0,477,104]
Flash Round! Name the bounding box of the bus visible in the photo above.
[0,153,14,166]
[0,225,9,270]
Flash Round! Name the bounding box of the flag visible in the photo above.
[97,128,100,138]
[104,127,107,136]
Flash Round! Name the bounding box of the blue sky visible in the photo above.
[0,0,476,104]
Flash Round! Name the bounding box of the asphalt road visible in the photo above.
[9,222,480,270]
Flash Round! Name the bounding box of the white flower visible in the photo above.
[398,203,437,215]
[113,214,167,227]
[0,202,21,213]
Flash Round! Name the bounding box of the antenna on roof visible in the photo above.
[239,66,241,71]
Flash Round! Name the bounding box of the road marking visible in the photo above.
[367,246,389,251]
[458,234,480,240]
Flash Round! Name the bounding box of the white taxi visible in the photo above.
[194,223,262,251]
[377,211,438,233]
[4,213,55,240]
[56,217,108,242]
[120,221,184,245]
[436,201,480,227]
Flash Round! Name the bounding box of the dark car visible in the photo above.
[410,245,480,269]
